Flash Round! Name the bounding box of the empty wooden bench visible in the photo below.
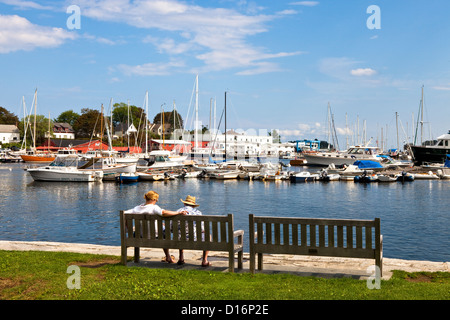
[120,211,244,272]
[249,215,383,276]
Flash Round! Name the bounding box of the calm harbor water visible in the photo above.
[0,162,449,262]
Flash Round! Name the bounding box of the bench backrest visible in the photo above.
[120,211,236,251]
[249,215,381,259]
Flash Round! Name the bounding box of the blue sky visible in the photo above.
[1,0,449,149]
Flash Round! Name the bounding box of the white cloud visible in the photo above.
[350,68,377,77]
[0,0,54,10]
[279,122,322,139]
[117,59,186,76]
[0,14,76,53]
[72,0,302,75]
[336,127,353,136]
[289,1,319,7]
[276,9,298,15]
[432,85,450,91]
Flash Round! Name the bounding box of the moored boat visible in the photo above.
[26,155,103,182]
[410,130,450,165]
[289,171,319,182]
[115,172,139,183]
[303,146,382,166]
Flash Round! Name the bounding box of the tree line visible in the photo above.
[0,104,184,147]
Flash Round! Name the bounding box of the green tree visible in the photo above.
[112,102,146,129]
[153,110,183,129]
[19,114,53,147]
[54,110,80,127]
[0,106,19,125]
[72,108,102,138]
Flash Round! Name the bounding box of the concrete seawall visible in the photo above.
[1,240,448,280]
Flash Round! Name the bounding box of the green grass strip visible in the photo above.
[0,250,448,300]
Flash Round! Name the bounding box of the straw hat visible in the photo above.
[180,195,199,207]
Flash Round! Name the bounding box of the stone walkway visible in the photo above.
[1,240,448,280]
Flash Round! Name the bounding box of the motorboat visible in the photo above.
[78,154,136,176]
[209,170,240,180]
[116,172,139,183]
[219,160,261,172]
[412,171,440,180]
[303,146,382,166]
[354,171,378,183]
[138,150,188,171]
[377,174,398,182]
[178,168,202,179]
[325,163,367,179]
[395,171,415,182]
[410,130,450,165]
[289,171,319,182]
[437,168,450,179]
[318,169,340,181]
[238,171,260,180]
[137,170,176,181]
[378,155,413,169]
[26,155,103,182]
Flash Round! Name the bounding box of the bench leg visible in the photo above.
[238,250,243,269]
[250,252,255,274]
[257,253,263,271]
[134,247,140,263]
[121,245,127,265]
[229,252,235,273]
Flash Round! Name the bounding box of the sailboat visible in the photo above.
[409,86,450,165]
[20,89,56,163]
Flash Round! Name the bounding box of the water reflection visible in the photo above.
[0,163,449,262]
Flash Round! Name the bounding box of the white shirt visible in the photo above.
[124,203,164,237]
[125,203,163,216]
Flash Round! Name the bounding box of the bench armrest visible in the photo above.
[233,230,244,238]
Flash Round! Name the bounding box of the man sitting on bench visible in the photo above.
[124,190,186,263]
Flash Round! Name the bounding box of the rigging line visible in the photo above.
[183,77,197,132]
[225,94,243,130]
[210,107,225,155]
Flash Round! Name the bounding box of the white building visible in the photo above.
[0,124,20,145]
[48,123,75,139]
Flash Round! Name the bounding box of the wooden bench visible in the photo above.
[249,215,383,276]
[120,211,244,272]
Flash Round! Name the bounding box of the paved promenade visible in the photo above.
[1,240,448,280]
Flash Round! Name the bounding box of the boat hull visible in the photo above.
[303,153,380,166]
[27,168,103,182]
[116,173,139,183]
[410,145,450,165]
[21,154,55,163]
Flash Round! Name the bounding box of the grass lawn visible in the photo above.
[0,250,449,300]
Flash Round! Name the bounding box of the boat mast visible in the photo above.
[33,88,37,151]
[396,111,399,151]
[145,91,148,156]
[420,85,424,145]
[195,74,199,151]
[100,104,104,151]
[48,112,51,153]
[225,91,227,159]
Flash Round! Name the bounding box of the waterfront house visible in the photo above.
[0,124,20,145]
